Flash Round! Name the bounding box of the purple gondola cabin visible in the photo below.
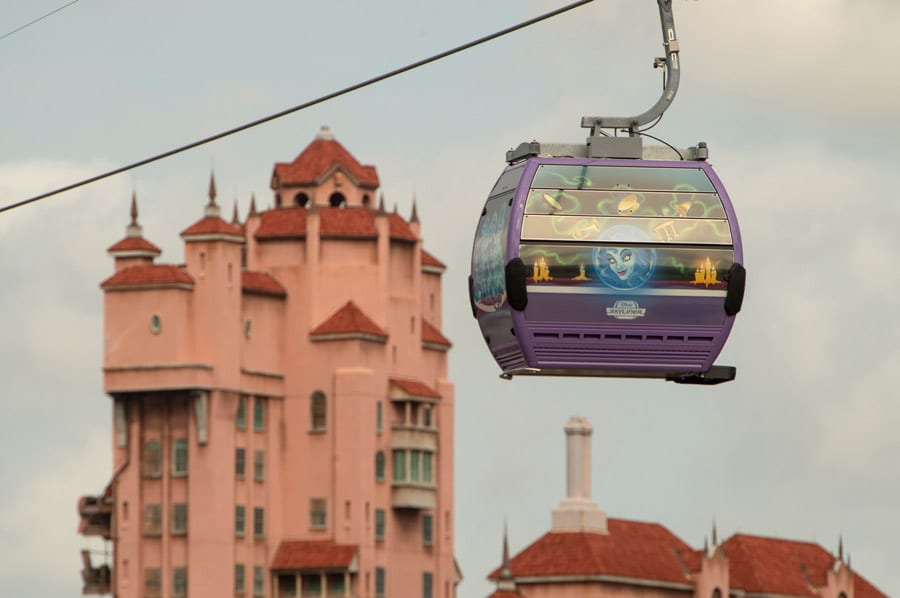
[469,156,745,384]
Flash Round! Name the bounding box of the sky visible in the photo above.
[1,0,898,596]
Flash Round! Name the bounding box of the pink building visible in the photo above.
[487,418,886,598]
[78,127,460,598]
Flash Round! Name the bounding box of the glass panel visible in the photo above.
[236,395,247,428]
[375,568,385,598]
[254,507,264,537]
[393,450,406,482]
[471,191,513,314]
[423,514,433,546]
[375,509,385,540]
[423,453,433,484]
[253,398,265,431]
[375,451,385,481]
[303,574,322,597]
[520,243,735,293]
[236,448,246,478]
[236,565,246,595]
[143,440,161,477]
[254,566,264,597]
[524,188,726,218]
[489,164,525,196]
[521,214,732,245]
[279,575,297,598]
[423,572,433,598]
[327,573,345,595]
[531,164,716,192]
[172,439,188,476]
[311,392,327,431]
[410,450,420,482]
[254,450,264,481]
[235,505,245,535]
[376,401,383,434]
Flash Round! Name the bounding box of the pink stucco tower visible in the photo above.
[78,127,459,598]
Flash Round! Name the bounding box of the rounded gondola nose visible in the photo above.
[471,156,744,383]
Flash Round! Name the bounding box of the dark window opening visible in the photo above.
[295,192,309,207]
[329,192,346,207]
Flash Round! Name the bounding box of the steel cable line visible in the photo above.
[0,0,595,215]
[0,0,82,43]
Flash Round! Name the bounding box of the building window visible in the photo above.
[253,397,265,431]
[254,450,265,482]
[375,451,385,482]
[423,405,433,427]
[302,574,321,596]
[143,439,161,478]
[375,509,385,541]
[254,507,265,538]
[329,192,346,207]
[310,498,327,529]
[237,395,247,429]
[712,590,723,598]
[171,503,188,536]
[423,572,433,598]
[278,574,297,597]
[172,438,188,476]
[310,391,327,432]
[236,447,246,478]
[423,513,433,547]
[144,568,161,598]
[327,574,345,595]
[143,504,162,536]
[375,568,385,598]
[295,192,309,207]
[235,564,246,595]
[235,505,246,537]
[411,450,421,482]
[376,401,383,434]
[393,450,406,482]
[423,452,433,483]
[253,566,264,597]
[172,567,187,598]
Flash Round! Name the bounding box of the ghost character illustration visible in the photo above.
[592,225,656,290]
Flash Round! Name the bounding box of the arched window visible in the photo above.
[310,391,327,432]
[294,192,309,207]
[329,192,346,207]
[362,194,371,208]
[712,589,722,598]
[375,451,385,481]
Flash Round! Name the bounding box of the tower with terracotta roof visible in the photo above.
[79,127,458,598]
[487,418,886,598]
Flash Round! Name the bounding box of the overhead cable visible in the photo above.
[0,0,82,43]
[0,0,595,215]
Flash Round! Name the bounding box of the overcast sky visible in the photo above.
[1,1,897,597]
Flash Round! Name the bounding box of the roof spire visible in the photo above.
[711,520,718,546]
[205,172,221,218]
[248,193,258,217]
[377,193,386,214]
[410,196,419,223]
[232,200,240,225]
[126,191,143,238]
[497,522,517,592]
[838,533,844,561]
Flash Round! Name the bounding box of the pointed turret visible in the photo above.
[838,533,844,561]
[712,521,718,546]
[205,172,221,218]
[248,194,258,217]
[377,193,386,214]
[107,191,162,271]
[495,523,518,593]
[410,197,419,223]
[231,200,240,225]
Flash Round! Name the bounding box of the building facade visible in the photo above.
[487,418,886,598]
[78,127,459,598]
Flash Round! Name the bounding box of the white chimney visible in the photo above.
[551,417,608,533]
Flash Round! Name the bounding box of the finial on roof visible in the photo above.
[205,172,221,218]
[130,191,138,226]
[249,193,258,217]
[497,522,516,592]
[711,521,718,546]
[838,533,843,561]
[232,200,240,225]
[126,191,143,238]
[316,125,335,141]
[410,197,419,223]
[377,193,386,214]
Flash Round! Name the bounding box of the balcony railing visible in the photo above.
[391,483,436,510]
[390,424,437,452]
[78,495,112,539]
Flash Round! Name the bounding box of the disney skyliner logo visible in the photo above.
[606,300,646,320]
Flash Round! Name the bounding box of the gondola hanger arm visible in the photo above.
[580,0,680,135]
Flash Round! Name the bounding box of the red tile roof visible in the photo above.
[100,265,193,289]
[254,206,416,243]
[422,320,452,348]
[310,301,387,340]
[273,137,379,188]
[722,534,887,598]
[180,216,244,238]
[241,271,287,298]
[271,540,358,570]
[489,521,692,585]
[421,249,446,270]
[107,236,161,254]
[389,378,441,400]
